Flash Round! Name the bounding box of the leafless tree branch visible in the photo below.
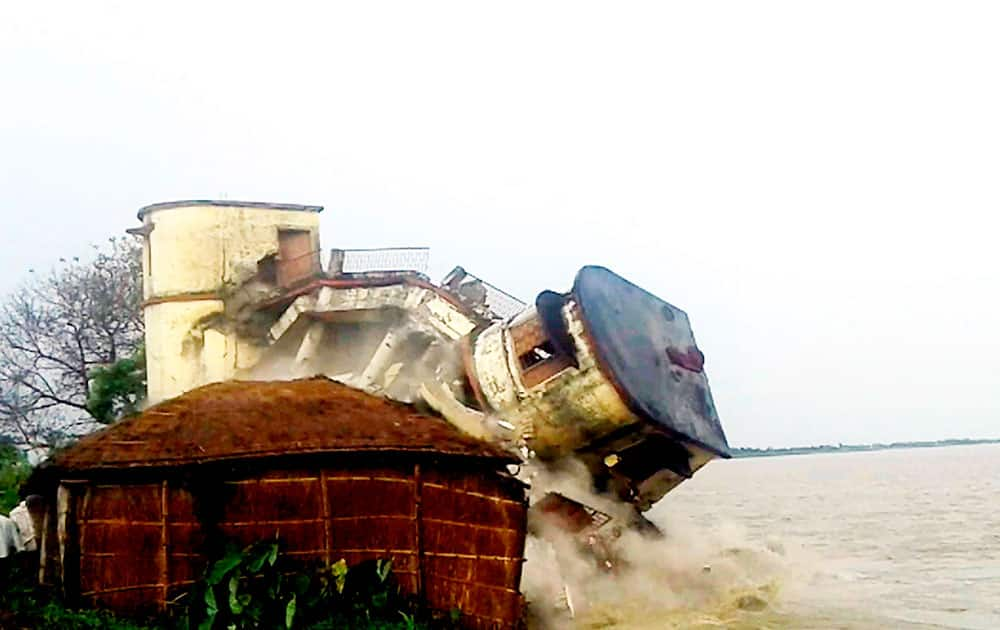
[0,237,144,448]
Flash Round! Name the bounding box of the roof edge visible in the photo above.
[40,377,520,474]
[34,446,518,481]
[137,200,324,220]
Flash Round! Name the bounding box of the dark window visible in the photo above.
[510,316,574,388]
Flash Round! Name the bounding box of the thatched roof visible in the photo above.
[45,377,514,473]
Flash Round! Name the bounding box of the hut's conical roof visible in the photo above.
[46,377,514,473]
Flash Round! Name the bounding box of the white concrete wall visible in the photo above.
[140,202,320,404]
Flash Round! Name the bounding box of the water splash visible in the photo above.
[519,464,813,630]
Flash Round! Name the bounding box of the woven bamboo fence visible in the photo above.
[63,460,527,630]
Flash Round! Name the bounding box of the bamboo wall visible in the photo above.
[61,460,527,629]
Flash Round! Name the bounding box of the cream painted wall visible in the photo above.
[144,299,225,403]
[142,204,320,299]
[140,202,321,403]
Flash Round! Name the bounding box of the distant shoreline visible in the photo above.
[730,438,1000,458]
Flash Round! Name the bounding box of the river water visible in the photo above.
[528,444,1000,629]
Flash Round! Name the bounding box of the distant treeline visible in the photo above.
[731,438,1000,458]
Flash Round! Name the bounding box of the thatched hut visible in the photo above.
[30,377,527,629]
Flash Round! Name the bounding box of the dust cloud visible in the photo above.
[520,461,811,629]
[240,319,466,404]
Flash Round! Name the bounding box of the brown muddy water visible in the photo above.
[522,444,1000,629]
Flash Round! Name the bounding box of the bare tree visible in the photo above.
[0,237,144,447]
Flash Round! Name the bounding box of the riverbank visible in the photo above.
[731,438,1000,458]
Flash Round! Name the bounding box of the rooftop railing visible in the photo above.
[329,247,431,274]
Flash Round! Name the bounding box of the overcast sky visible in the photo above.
[2,1,997,447]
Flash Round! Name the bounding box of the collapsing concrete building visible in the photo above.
[131,200,730,521]
[28,198,730,624]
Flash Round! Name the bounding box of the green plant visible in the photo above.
[0,561,159,629]
[86,346,147,424]
[182,536,441,630]
[0,441,31,512]
[0,534,455,630]
[180,535,289,629]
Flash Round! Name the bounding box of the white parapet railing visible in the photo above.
[326,249,527,320]
[328,247,431,274]
[441,266,527,320]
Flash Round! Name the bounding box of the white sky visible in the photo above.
[2,1,997,447]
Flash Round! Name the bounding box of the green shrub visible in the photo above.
[0,534,461,630]
[0,441,31,513]
[178,536,456,630]
[0,562,158,629]
[86,346,147,424]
